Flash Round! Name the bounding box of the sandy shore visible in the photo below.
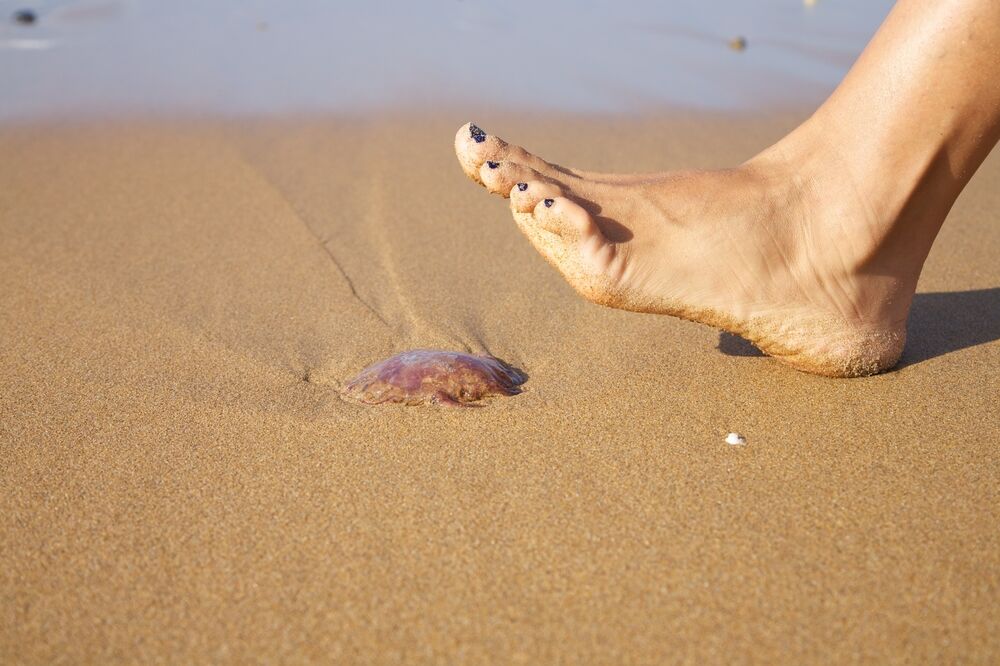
[2,113,998,663]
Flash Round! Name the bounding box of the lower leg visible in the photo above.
[763,0,1000,292]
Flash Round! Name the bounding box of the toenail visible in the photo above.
[544,199,554,208]
[487,161,500,169]
[517,183,528,191]
[469,123,486,143]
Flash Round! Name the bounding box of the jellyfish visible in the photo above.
[343,350,527,407]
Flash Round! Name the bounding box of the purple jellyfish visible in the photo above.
[343,350,527,406]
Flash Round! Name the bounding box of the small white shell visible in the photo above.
[725,432,747,446]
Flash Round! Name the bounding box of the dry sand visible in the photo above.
[2,112,999,663]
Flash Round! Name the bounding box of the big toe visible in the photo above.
[512,196,620,293]
[531,197,599,243]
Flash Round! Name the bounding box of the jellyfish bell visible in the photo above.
[343,350,527,407]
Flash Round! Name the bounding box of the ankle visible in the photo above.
[745,127,924,325]
[743,125,838,215]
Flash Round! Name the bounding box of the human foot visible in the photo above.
[454,122,921,378]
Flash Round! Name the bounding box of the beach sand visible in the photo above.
[2,113,999,663]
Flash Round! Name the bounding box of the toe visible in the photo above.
[455,122,568,185]
[455,122,509,184]
[479,161,542,197]
[527,197,623,297]
[531,197,598,240]
[511,197,619,299]
[509,180,563,213]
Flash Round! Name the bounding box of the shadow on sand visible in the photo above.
[717,288,1000,369]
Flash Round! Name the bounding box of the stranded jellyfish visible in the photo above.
[343,350,527,407]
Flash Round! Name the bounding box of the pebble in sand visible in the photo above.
[725,432,748,446]
[12,9,37,25]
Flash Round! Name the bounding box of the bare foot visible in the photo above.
[454,122,921,377]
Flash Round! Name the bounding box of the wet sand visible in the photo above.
[1,113,999,663]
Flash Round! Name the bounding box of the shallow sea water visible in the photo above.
[1,0,892,120]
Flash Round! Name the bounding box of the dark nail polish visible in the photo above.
[469,123,486,143]
[517,183,528,192]
[544,199,554,208]
[487,161,500,169]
